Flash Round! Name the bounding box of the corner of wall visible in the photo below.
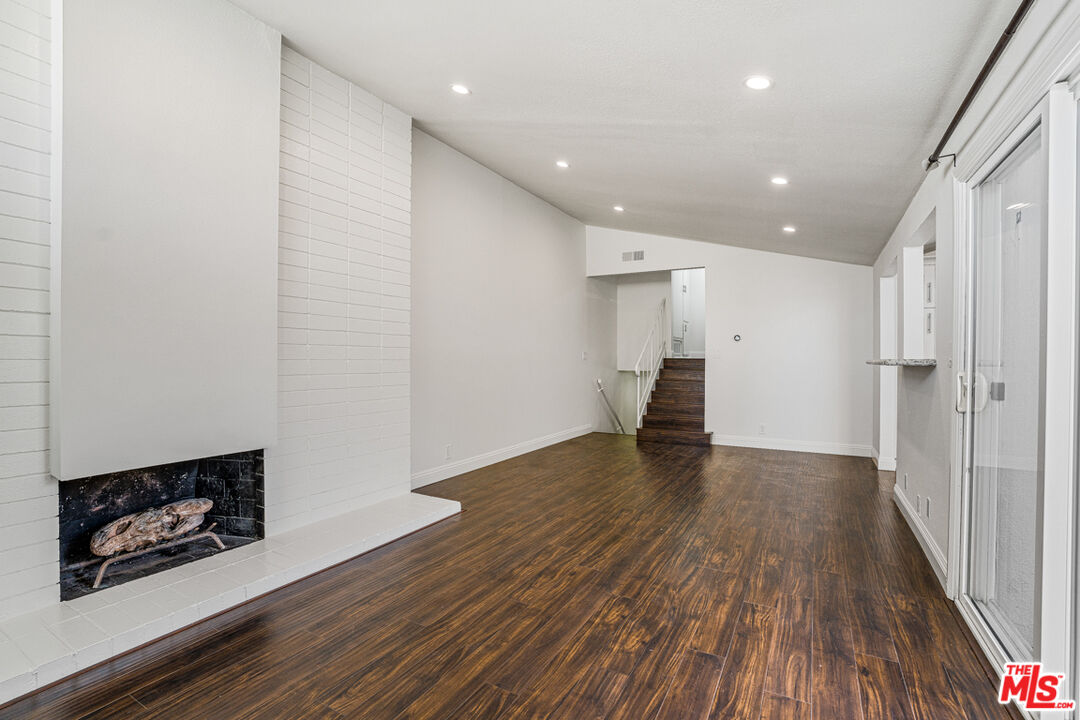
[410,424,593,489]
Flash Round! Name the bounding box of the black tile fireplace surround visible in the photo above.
[58,450,264,600]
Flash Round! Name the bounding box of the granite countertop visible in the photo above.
[865,358,937,367]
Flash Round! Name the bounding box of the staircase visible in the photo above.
[636,358,712,446]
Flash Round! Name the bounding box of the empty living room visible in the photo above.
[3,1,1080,718]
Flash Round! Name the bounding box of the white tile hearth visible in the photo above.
[0,492,459,704]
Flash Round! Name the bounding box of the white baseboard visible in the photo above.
[870,448,897,471]
[893,485,948,591]
[411,424,594,489]
[710,434,873,458]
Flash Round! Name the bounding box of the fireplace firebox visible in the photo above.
[58,450,264,600]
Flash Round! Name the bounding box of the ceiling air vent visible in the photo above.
[622,250,645,262]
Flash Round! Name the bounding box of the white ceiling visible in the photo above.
[231,0,1018,265]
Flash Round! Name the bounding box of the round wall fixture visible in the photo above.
[733,334,741,342]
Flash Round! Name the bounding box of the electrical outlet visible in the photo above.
[926,497,931,518]
[581,351,588,361]
[903,473,908,489]
[916,494,921,510]
[444,443,452,460]
[759,424,765,435]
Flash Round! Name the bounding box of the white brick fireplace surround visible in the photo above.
[0,7,459,705]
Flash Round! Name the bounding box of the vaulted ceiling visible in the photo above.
[231,0,1018,264]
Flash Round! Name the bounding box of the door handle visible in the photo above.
[957,372,990,413]
[973,372,990,412]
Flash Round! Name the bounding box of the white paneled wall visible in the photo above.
[0,0,57,620]
[267,46,413,534]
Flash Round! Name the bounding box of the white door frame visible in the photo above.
[950,84,1078,711]
[878,274,898,471]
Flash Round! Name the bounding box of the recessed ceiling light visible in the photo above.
[783,226,796,233]
[745,75,772,90]
[1006,202,1032,210]
[613,205,624,213]
[450,84,471,95]
[555,160,570,169]
[771,176,789,185]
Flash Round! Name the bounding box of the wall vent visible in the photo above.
[622,250,645,262]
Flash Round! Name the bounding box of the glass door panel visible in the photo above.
[967,125,1045,662]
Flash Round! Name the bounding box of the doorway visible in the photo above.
[671,268,705,358]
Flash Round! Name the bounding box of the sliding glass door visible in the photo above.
[966,125,1044,662]
[957,84,1077,698]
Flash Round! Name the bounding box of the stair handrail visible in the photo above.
[634,297,668,429]
[596,379,626,434]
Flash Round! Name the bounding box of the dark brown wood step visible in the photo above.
[653,379,705,393]
[663,357,705,369]
[647,400,705,416]
[641,414,705,431]
[647,396,705,409]
[650,391,705,406]
[659,367,704,381]
[636,427,713,446]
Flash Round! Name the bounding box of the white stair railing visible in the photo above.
[634,298,668,428]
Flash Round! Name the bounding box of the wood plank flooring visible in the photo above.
[0,434,1013,719]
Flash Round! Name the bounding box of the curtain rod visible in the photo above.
[925,0,1036,170]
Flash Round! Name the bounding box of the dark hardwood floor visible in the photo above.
[1,434,1012,719]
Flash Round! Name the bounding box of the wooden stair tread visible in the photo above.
[659,369,705,380]
[636,427,712,447]
[652,389,704,399]
[644,403,702,413]
[652,383,704,393]
[654,379,704,389]
[642,415,705,431]
[647,401,705,415]
[662,358,704,369]
[649,394,703,403]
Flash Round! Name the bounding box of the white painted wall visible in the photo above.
[0,0,57,621]
[267,46,415,534]
[615,271,669,371]
[52,0,281,480]
[873,164,957,576]
[411,130,615,488]
[588,226,874,456]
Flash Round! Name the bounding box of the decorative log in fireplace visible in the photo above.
[91,498,213,556]
[87,498,225,588]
